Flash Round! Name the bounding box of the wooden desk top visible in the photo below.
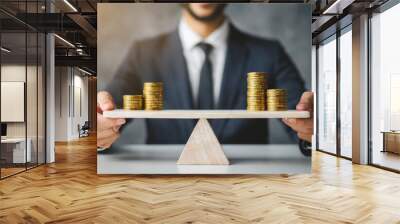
[1,138,26,144]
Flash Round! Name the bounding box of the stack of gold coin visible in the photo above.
[123,95,143,110]
[247,72,267,111]
[143,82,163,110]
[266,89,288,111]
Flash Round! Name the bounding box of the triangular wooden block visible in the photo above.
[177,118,229,165]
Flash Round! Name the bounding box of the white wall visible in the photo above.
[1,65,26,130]
[71,73,89,138]
[55,67,69,141]
[1,64,46,164]
[55,67,89,141]
[1,65,39,138]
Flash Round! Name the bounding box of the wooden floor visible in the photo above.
[1,167,26,178]
[1,135,400,224]
[373,151,400,171]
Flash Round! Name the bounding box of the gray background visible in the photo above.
[98,3,311,144]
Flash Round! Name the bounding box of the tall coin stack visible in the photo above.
[266,89,288,111]
[123,95,143,110]
[247,72,267,111]
[143,82,163,110]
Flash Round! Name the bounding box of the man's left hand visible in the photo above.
[282,91,314,143]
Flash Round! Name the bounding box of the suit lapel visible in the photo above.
[214,27,249,137]
[163,31,194,109]
[161,31,196,131]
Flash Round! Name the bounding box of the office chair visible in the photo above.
[79,121,90,138]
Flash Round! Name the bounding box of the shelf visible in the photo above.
[103,109,310,119]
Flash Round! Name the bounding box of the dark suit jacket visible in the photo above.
[105,24,305,144]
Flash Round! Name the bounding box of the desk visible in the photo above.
[97,144,311,174]
[382,131,400,154]
[1,138,31,163]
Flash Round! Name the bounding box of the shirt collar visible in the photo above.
[179,18,229,52]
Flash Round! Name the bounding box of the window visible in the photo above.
[370,2,400,171]
[317,35,337,154]
[316,25,353,159]
[339,27,352,158]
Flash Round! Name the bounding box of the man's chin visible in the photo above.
[193,14,222,23]
[186,5,226,23]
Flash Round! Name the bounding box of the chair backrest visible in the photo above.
[82,121,90,129]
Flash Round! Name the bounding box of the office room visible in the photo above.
[0,0,399,223]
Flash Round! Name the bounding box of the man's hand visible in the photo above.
[282,91,314,142]
[97,91,125,148]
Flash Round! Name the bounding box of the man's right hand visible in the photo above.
[97,91,125,149]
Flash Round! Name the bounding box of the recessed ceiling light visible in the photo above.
[1,47,11,53]
[63,0,78,12]
[322,0,353,15]
[78,67,93,76]
[54,34,75,48]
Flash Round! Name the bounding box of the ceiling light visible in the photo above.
[78,67,93,76]
[63,0,78,12]
[322,0,354,15]
[1,47,11,53]
[76,48,86,56]
[54,34,75,48]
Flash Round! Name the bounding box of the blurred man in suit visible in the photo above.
[97,3,313,154]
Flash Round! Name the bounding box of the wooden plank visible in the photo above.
[177,119,229,165]
[103,109,310,119]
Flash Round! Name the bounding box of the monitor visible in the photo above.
[1,123,7,137]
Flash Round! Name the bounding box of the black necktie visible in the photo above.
[197,42,214,109]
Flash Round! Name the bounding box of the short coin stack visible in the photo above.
[247,72,267,111]
[143,82,163,110]
[266,89,288,111]
[123,95,143,110]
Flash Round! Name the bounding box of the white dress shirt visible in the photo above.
[178,18,229,106]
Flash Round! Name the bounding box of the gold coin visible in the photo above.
[247,72,269,111]
[144,82,163,86]
[267,108,287,111]
[247,108,265,111]
[267,101,287,103]
[142,82,164,110]
[123,95,143,110]
[267,89,287,94]
[265,88,288,111]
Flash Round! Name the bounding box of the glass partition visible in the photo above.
[370,3,400,171]
[0,1,46,179]
[1,30,28,177]
[317,35,337,154]
[27,31,38,169]
[38,32,45,165]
